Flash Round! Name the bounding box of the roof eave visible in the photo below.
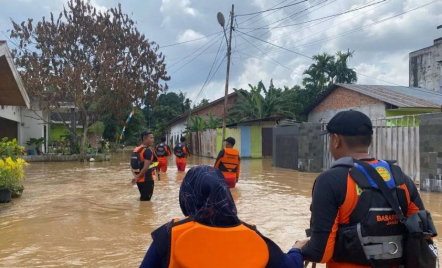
[0,43,30,109]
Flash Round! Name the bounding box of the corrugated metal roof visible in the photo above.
[336,84,442,108]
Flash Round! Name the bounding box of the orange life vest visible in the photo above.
[166,218,269,268]
[131,145,154,183]
[217,148,240,178]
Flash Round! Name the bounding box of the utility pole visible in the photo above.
[219,4,234,148]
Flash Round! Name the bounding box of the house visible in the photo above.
[305,84,442,123]
[0,41,50,153]
[409,37,442,92]
[166,91,239,148]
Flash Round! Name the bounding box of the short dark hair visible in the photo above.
[140,131,152,140]
[161,136,166,142]
[341,125,372,148]
[180,136,186,142]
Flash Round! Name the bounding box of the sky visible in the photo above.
[1,0,441,105]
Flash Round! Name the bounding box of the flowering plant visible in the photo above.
[0,157,28,191]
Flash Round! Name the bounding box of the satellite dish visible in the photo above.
[217,12,225,28]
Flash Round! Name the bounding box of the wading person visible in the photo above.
[154,136,171,173]
[300,110,437,268]
[214,137,240,188]
[131,131,157,201]
[139,165,305,268]
[174,136,189,172]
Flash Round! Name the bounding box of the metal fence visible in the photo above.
[323,115,420,182]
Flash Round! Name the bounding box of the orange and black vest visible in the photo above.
[331,159,411,268]
[216,148,240,177]
[155,143,170,157]
[164,218,269,268]
[174,144,188,158]
[131,146,155,181]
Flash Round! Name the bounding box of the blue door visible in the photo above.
[240,126,251,157]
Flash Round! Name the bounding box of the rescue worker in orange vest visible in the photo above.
[131,131,157,201]
[139,165,305,268]
[174,136,189,172]
[214,137,240,188]
[154,136,171,173]
[298,110,426,268]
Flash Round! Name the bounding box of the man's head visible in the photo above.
[180,136,186,143]
[140,131,154,147]
[224,137,235,148]
[161,136,166,143]
[325,110,373,160]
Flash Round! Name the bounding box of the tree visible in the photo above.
[178,91,192,113]
[300,51,358,116]
[193,98,210,109]
[228,80,296,122]
[10,0,169,157]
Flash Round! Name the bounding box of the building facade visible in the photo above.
[166,92,239,148]
[409,37,442,92]
[306,84,442,123]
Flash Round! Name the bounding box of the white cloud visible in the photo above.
[160,0,198,24]
[177,29,205,44]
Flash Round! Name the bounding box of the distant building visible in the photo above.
[0,41,50,153]
[409,37,442,92]
[305,84,442,123]
[166,91,239,148]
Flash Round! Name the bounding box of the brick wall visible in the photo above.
[309,87,386,123]
[312,87,382,113]
[419,113,442,192]
[193,94,238,119]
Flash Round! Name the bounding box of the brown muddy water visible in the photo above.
[0,153,441,267]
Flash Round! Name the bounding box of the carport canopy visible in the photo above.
[0,41,30,108]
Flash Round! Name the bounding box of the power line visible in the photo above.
[194,37,226,102]
[235,30,405,86]
[160,31,222,48]
[236,31,295,73]
[275,0,440,51]
[238,0,387,30]
[167,33,222,70]
[191,55,227,106]
[169,35,224,75]
[236,0,291,26]
[236,0,309,17]
[236,29,312,59]
[233,0,335,52]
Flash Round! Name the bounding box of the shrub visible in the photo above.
[0,157,28,192]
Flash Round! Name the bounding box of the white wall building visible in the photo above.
[409,37,442,92]
[0,41,49,153]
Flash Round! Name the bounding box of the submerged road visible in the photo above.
[0,153,441,267]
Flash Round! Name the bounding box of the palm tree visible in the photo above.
[228,80,295,123]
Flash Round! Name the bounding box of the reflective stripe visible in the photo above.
[369,208,394,212]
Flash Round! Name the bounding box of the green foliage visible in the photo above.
[0,157,28,193]
[206,112,222,129]
[89,122,105,134]
[186,116,206,132]
[0,138,25,161]
[193,98,210,109]
[26,138,45,155]
[302,50,357,98]
[121,108,146,146]
[229,80,297,122]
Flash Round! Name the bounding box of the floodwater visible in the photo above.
[0,153,441,267]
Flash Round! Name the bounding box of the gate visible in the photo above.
[262,128,273,157]
[323,115,420,182]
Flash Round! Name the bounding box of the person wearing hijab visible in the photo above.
[139,165,304,268]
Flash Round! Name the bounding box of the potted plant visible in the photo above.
[26,137,45,155]
[0,138,28,202]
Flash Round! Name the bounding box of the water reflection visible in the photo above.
[0,153,440,267]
